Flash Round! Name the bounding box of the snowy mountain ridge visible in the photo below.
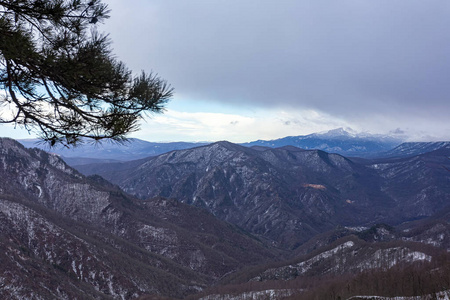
[243,127,405,157]
[16,127,409,162]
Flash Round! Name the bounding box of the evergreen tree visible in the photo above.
[0,0,172,146]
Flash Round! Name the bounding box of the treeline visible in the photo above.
[292,255,450,299]
[189,251,450,300]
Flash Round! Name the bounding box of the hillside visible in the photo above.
[76,141,450,250]
[192,215,450,299]
[0,138,278,298]
[2,137,449,299]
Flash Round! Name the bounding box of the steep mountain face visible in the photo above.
[0,199,198,299]
[367,148,450,219]
[77,141,450,250]
[242,128,404,157]
[78,142,376,248]
[0,138,278,298]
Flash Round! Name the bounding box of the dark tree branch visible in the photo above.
[0,0,172,147]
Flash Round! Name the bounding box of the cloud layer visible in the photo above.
[103,1,450,140]
[133,105,352,143]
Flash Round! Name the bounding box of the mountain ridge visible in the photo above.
[377,141,450,158]
[76,140,450,250]
[0,138,279,298]
[16,128,450,166]
[242,127,405,157]
[16,128,413,163]
[1,137,449,299]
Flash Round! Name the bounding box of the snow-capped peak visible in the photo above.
[314,127,358,138]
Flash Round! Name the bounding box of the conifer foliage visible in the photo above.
[0,0,172,146]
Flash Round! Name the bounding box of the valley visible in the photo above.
[75,140,450,250]
[2,131,449,299]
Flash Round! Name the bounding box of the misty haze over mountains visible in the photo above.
[2,128,449,299]
[17,128,435,164]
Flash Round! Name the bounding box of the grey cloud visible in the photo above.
[104,0,450,136]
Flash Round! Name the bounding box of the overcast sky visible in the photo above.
[3,0,450,142]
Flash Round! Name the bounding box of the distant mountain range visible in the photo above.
[17,128,411,164]
[17,138,208,164]
[243,127,405,157]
